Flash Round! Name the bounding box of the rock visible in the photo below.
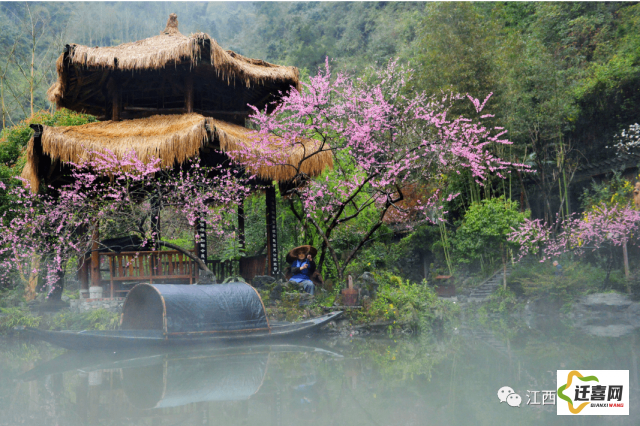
[570,293,640,337]
[356,272,379,298]
[626,302,640,327]
[578,293,633,311]
[361,295,372,310]
[269,283,283,301]
[283,292,314,306]
[580,324,637,338]
[198,271,216,284]
[252,275,276,289]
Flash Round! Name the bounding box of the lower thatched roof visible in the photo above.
[21,114,332,192]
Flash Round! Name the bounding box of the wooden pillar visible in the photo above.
[185,74,194,113]
[76,225,89,296]
[195,218,208,267]
[90,226,100,287]
[108,78,121,121]
[238,197,245,252]
[265,185,279,277]
[150,193,161,250]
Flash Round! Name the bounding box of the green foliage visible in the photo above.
[508,260,603,301]
[483,287,519,314]
[0,306,40,332]
[0,109,97,167]
[0,109,96,220]
[369,271,459,332]
[579,171,635,210]
[45,309,120,331]
[452,197,528,272]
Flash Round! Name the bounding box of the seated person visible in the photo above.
[288,251,316,295]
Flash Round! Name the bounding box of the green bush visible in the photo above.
[368,271,459,332]
[45,309,120,331]
[508,260,603,301]
[452,196,529,275]
[0,307,41,332]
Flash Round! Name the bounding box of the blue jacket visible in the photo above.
[290,259,315,282]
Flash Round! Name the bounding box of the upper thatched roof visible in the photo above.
[21,113,333,192]
[47,14,300,119]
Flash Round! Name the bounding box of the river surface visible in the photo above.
[0,320,637,425]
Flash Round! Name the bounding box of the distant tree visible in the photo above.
[452,196,529,286]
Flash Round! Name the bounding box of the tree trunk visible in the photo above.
[623,241,631,294]
[47,269,65,302]
[502,246,507,290]
[25,255,41,301]
[156,241,214,277]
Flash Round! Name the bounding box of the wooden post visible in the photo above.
[265,185,279,277]
[150,194,161,250]
[185,74,194,113]
[108,78,120,121]
[90,226,100,287]
[195,218,208,270]
[238,197,245,252]
[238,197,246,280]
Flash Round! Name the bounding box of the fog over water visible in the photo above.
[2,318,637,426]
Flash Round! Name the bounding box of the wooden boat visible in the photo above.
[19,282,341,350]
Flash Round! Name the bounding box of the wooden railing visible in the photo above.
[96,250,243,297]
[100,250,197,297]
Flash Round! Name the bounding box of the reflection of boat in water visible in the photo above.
[19,283,341,350]
[17,343,342,410]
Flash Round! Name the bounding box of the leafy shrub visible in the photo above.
[452,196,529,275]
[46,309,120,331]
[368,271,459,332]
[0,307,41,332]
[508,260,603,301]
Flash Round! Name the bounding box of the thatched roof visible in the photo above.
[47,14,300,119]
[21,114,333,192]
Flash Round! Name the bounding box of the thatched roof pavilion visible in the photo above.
[35,14,330,288]
[21,113,332,191]
[47,14,300,122]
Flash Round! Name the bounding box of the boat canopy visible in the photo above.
[120,283,269,334]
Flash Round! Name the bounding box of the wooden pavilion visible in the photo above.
[22,14,332,297]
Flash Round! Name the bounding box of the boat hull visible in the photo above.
[19,311,342,351]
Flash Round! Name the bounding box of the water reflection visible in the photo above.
[2,323,638,426]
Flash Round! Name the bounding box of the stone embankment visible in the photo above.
[569,293,640,337]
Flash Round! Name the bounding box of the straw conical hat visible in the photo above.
[286,245,317,264]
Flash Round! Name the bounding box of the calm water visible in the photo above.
[0,319,637,425]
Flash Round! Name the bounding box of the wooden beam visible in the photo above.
[194,109,251,116]
[265,185,279,277]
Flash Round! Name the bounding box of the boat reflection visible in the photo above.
[17,342,342,422]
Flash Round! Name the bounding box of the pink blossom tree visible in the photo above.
[509,202,640,287]
[0,149,249,299]
[230,59,523,280]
